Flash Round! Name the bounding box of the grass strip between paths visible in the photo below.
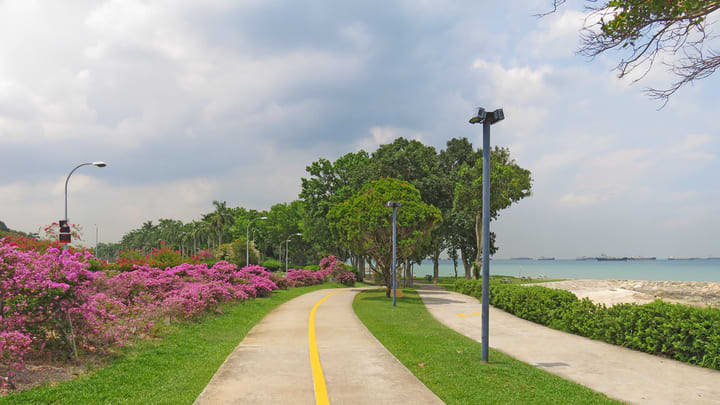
[353,288,622,405]
[2,283,347,405]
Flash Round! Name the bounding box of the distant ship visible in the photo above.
[668,257,701,260]
[575,256,594,261]
[628,256,656,260]
[537,257,555,260]
[511,257,533,260]
[596,254,628,261]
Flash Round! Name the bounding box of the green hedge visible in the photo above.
[261,259,283,272]
[454,279,720,370]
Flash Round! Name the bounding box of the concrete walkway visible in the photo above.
[195,288,443,404]
[417,285,720,405]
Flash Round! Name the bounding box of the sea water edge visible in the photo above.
[412,258,720,282]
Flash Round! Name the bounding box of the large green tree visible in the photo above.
[328,178,441,296]
[440,137,483,280]
[299,151,373,258]
[454,147,532,279]
[372,138,449,284]
[547,0,720,103]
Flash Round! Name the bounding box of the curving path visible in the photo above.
[417,285,720,405]
[194,288,442,404]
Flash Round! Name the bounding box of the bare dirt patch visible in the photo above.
[0,356,107,396]
[533,279,720,308]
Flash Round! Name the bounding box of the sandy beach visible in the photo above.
[534,279,720,308]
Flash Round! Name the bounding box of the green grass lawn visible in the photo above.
[353,289,621,405]
[2,283,345,405]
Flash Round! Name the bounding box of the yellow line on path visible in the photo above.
[309,291,337,405]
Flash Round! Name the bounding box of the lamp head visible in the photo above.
[491,108,504,123]
[92,161,107,167]
[469,108,486,124]
[260,216,268,220]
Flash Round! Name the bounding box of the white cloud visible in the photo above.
[528,10,585,59]
[355,126,425,152]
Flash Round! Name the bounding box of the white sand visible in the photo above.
[533,279,720,307]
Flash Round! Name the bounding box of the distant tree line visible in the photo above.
[90,136,532,282]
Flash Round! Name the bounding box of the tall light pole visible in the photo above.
[63,161,107,250]
[246,216,267,266]
[387,201,401,307]
[469,107,504,362]
[285,233,302,273]
[94,224,98,258]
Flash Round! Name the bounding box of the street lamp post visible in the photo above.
[246,216,267,266]
[387,201,402,307]
[285,233,302,273]
[469,107,504,362]
[94,224,98,258]
[63,161,107,250]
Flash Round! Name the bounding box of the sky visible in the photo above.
[1,0,718,258]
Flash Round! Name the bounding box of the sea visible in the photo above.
[412,258,720,282]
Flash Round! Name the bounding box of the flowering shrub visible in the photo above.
[1,235,70,253]
[0,331,32,388]
[99,245,215,272]
[334,271,357,287]
[285,269,326,286]
[0,238,284,387]
[320,255,356,286]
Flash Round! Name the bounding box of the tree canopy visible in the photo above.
[454,147,533,278]
[547,0,720,104]
[328,178,441,293]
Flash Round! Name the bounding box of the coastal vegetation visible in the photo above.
[455,279,720,371]
[353,288,620,404]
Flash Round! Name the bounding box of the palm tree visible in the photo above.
[208,200,233,246]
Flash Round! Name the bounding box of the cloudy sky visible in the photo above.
[1,0,718,258]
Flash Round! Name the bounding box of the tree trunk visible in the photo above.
[405,259,412,287]
[432,251,440,284]
[474,212,482,280]
[383,266,393,297]
[461,249,472,279]
[358,256,365,282]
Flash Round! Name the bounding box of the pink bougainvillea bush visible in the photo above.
[0,238,281,388]
[285,269,326,287]
[320,255,357,286]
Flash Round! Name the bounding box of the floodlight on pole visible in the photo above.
[387,201,402,306]
[63,161,107,250]
[285,233,302,273]
[246,216,267,266]
[469,106,504,362]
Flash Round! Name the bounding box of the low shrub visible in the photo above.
[455,279,720,371]
[261,259,282,272]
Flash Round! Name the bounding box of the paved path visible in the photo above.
[417,285,720,405]
[195,288,443,404]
